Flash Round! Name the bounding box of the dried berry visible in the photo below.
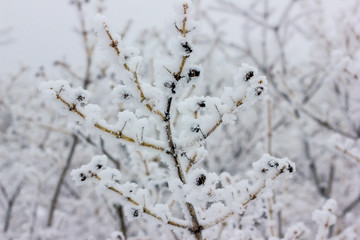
[181,41,192,54]
[164,81,176,94]
[121,91,130,99]
[77,95,85,102]
[133,209,139,217]
[268,160,279,168]
[256,86,264,96]
[80,173,86,181]
[191,124,201,133]
[245,71,254,81]
[197,100,206,108]
[196,174,206,186]
[188,69,200,79]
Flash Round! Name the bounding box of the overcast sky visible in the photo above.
[0,0,174,75]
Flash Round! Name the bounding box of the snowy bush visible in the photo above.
[39,1,296,239]
[2,0,360,239]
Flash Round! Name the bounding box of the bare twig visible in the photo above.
[301,108,358,140]
[54,61,83,81]
[114,204,128,239]
[77,131,121,169]
[335,145,360,163]
[2,181,24,232]
[47,134,78,227]
[120,19,132,39]
[341,194,360,217]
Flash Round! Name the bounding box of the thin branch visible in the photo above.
[54,61,83,81]
[3,181,23,232]
[74,0,95,89]
[2,66,28,99]
[213,0,273,29]
[267,197,276,237]
[114,204,128,239]
[0,183,8,200]
[267,99,272,155]
[242,167,287,206]
[102,23,165,119]
[335,145,360,163]
[120,19,133,39]
[203,166,288,230]
[301,108,358,140]
[203,211,235,229]
[47,134,78,227]
[92,174,188,230]
[304,139,327,198]
[77,131,121,169]
[204,98,245,139]
[54,93,165,152]
[341,194,360,217]
[325,163,334,198]
[185,152,197,173]
[63,180,81,200]
[165,4,203,239]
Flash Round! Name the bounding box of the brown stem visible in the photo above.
[164,96,202,239]
[114,204,127,239]
[101,183,187,229]
[341,194,360,217]
[335,145,360,163]
[54,93,164,152]
[203,98,244,140]
[103,23,165,119]
[47,135,78,227]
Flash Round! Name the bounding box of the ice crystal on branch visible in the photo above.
[40,1,292,239]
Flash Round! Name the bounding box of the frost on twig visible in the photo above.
[312,199,337,240]
[39,1,293,239]
[68,153,294,238]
